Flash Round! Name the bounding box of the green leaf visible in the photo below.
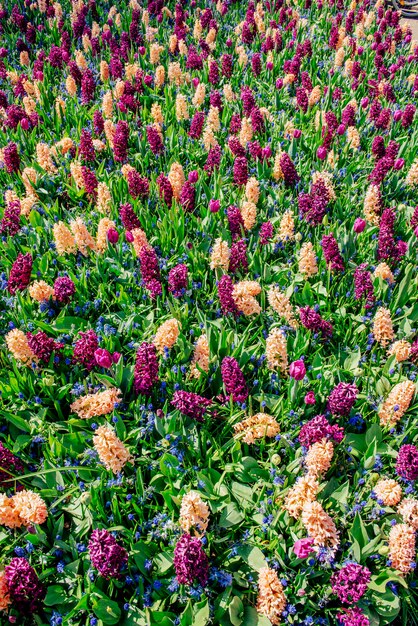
[219,503,245,528]
[44,585,67,606]
[194,599,210,626]
[92,598,122,625]
[229,596,244,626]
[237,545,267,571]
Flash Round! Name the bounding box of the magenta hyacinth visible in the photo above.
[54,276,75,303]
[331,563,371,603]
[378,207,406,263]
[8,252,32,294]
[396,445,418,481]
[189,111,205,139]
[259,221,274,245]
[279,153,299,186]
[81,166,98,196]
[81,68,95,104]
[88,529,128,578]
[157,174,174,206]
[173,533,209,586]
[5,558,45,613]
[134,342,159,395]
[321,234,345,272]
[146,125,164,155]
[233,157,248,185]
[299,415,344,448]
[328,382,358,416]
[127,170,149,199]
[221,357,248,404]
[180,181,195,212]
[0,199,21,236]
[72,329,99,371]
[139,245,162,298]
[168,264,188,297]
[337,608,370,626]
[171,390,211,422]
[79,128,96,162]
[229,239,248,275]
[3,141,20,173]
[354,264,375,308]
[227,205,244,239]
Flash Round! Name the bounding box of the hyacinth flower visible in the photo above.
[88,529,128,578]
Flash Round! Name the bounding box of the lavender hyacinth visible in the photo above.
[134,342,159,395]
[5,558,45,613]
[221,357,248,403]
[327,382,358,416]
[173,533,209,586]
[171,391,211,422]
[88,529,128,578]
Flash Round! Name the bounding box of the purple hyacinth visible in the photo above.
[146,125,164,155]
[180,181,195,212]
[79,129,96,162]
[54,276,76,304]
[72,329,99,371]
[81,166,98,196]
[0,200,21,236]
[8,252,32,295]
[204,145,221,174]
[279,153,299,186]
[189,111,205,139]
[0,442,24,489]
[171,391,211,422]
[337,608,370,626]
[229,239,248,274]
[127,170,149,199]
[93,110,104,135]
[354,264,375,308]
[113,120,129,163]
[402,104,416,128]
[134,342,159,395]
[139,246,161,294]
[259,221,274,245]
[241,86,255,116]
[174,533,209,586]
[233,157,248,186]
[3,142,20,173]
[221,357,248,404]
[221,53,233,78]
[5,558,45,613]
[229,137,246,157]
[168,264,188,298]
[299,306,333,339]
[227,205,244,239]
[331,563,371,603]
[217,275,239,316]
[396,445,418,481]
[27,331,62,363]
[119,203,141,231]
[157,174,173,206]
[208,60,219,85]
[378,207,406,262]
[89,529,128,578]
[321,234,345,272]
[299,415,344,448]
[328,382,358,416]
[81,69,95,104]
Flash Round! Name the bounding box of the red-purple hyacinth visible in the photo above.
[5,558,45,613]
[204,145,221,174]
[119,203,141,231]
[229,239,248,274]
[134,342,159,395]
[54,276,76,303]
[217,274,239,316]
[354,264,375,308]
[299,415,344,448]
[93,109,104,135]
[221,357,248,404]
[0,199,21,236]
[299,306,333,339]
[127,170,149,199]
[113,120,129,163]
[396,445,418,481]
[81,166,98,196]
[259,221,273,245]
[146,125,164,155]
[173,533,209,586]
[377,207,406,262]
[3,141,20,173]
[88,529,128,578]
[189,111,205,139]
[27,331,62,363]
[171,390,211,422]
[279,153,299,186]
[72,329,99,371]
[180,181,195,212]
[8,252,32,294]
[233,157,248,186]
[327,382,358,416]
[0,442,24,489]
[321,233,345,272]
[227,205,244,239]
[81,68,95,104]
[168,264,188,297]
[79,129,96,162]
[139,245,161,294]
[157,174,173,206]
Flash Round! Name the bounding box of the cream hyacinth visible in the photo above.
[234,413,280,445]
[379,380,416,426]
[301,501,339,548]
[267,287,298,329]
[265,328,288,374]
[256,567,287,625]
[93,425,132,474]
[154,319,180,354]
[190,334,209,378]
[70,388,122,420]
[283,474,320,519]
[179,491,210,536]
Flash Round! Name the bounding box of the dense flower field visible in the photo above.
[0,0,418,624]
